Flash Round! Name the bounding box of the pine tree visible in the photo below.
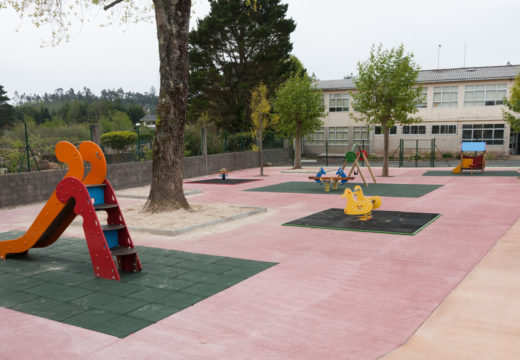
[0,85,14,129]
[189,0,295,132]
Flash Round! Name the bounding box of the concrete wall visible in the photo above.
[0,148,290,208]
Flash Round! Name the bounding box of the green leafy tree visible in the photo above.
[0,85,14,129]
[503,73,520,130]
[99,110,134,133]
[250,82,273,176]
[189,0,295,132]
[273,73,324,169]
[125,104,146,125]
[352,44,422,177]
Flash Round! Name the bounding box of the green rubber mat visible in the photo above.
[283,209,440,235]
[186,179,261,184]
[423,170,519,176]
[0,231,276,338]
[246,181,443,198]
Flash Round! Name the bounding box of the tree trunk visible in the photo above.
[293,126,302,169]
[382,123,390,177]
[145,0,191,212]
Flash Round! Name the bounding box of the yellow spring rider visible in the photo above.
[341,186,382,221]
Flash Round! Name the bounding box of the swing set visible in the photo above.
[309,144,376,191]
[342,144,377,186]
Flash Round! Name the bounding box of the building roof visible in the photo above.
[317,64,520,90]
[139,114,156,123]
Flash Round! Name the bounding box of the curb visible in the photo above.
[128,206,268,236]
[116,189,203,200]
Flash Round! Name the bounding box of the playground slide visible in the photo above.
[0,141,105,259]
[452,162,462,174]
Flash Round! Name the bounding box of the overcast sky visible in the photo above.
[1,0,519,99]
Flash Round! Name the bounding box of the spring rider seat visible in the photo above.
[341,185,381,221]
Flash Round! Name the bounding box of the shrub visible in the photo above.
[99,111,134,133]
[100,131,137,152]
[486,152,497,160]
[442,152,454,159]
[226,132,254,152]
[143,147,153,160]
[184,122,225,157]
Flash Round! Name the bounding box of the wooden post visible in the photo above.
[361,151,377,184]
[90,124,101,145]
[202,127,208,175]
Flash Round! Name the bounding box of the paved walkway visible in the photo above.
[0,166,519,359]
[383,218,520,360]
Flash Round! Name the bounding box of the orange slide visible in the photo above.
[0,141,106,259]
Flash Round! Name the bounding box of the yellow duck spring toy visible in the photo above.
[341,185,381,221]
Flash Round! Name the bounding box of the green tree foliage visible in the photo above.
[183,121,225,157]
[0,119,90,172]
[503,73,520,130]
[250,82,273,175]
[189,0,296,132]
[14,87,156,125]
[352,44,422,176]
[99,110,134,133]
[0,85,14,129]
[273,73,324,169]
[126,104,146,125]
[100,131,137,152]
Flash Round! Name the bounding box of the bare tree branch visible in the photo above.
[104,0,124,11]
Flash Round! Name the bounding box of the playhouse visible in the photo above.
[452,142,486,174]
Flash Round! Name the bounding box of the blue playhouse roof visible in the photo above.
[461,142,486,152]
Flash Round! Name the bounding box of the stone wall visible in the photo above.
[0,148,291,208]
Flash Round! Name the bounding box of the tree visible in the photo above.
[503,73,520,130]
[273,73,324,169]
[188,0,295,133]
[6,0,260,212]
[352,44,422,177]
[125,104,146,125]
[99,110,133,133]
[0,85,14,129]
[250,82,273,176]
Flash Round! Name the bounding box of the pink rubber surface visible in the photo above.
[1,166,518,359]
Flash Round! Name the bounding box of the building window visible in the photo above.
[353,126,369,146]
[462,124,504,145]
[328,127,349,145]
[433,86,458,107]
[464,84,507,106]
[402,125,426,135]
[304,127,325,145]
[417,87,428,108]
[432,124,457,135]
[374,126,397,135]
[329,93,349,112]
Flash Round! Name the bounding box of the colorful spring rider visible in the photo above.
[308,167,354,191]
[341,185,382,221]
[216,168,230,180]
[452,142,486,174]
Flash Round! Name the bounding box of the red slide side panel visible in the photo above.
[55,177,121,281]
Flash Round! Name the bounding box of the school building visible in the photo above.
[307,64,520,158]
